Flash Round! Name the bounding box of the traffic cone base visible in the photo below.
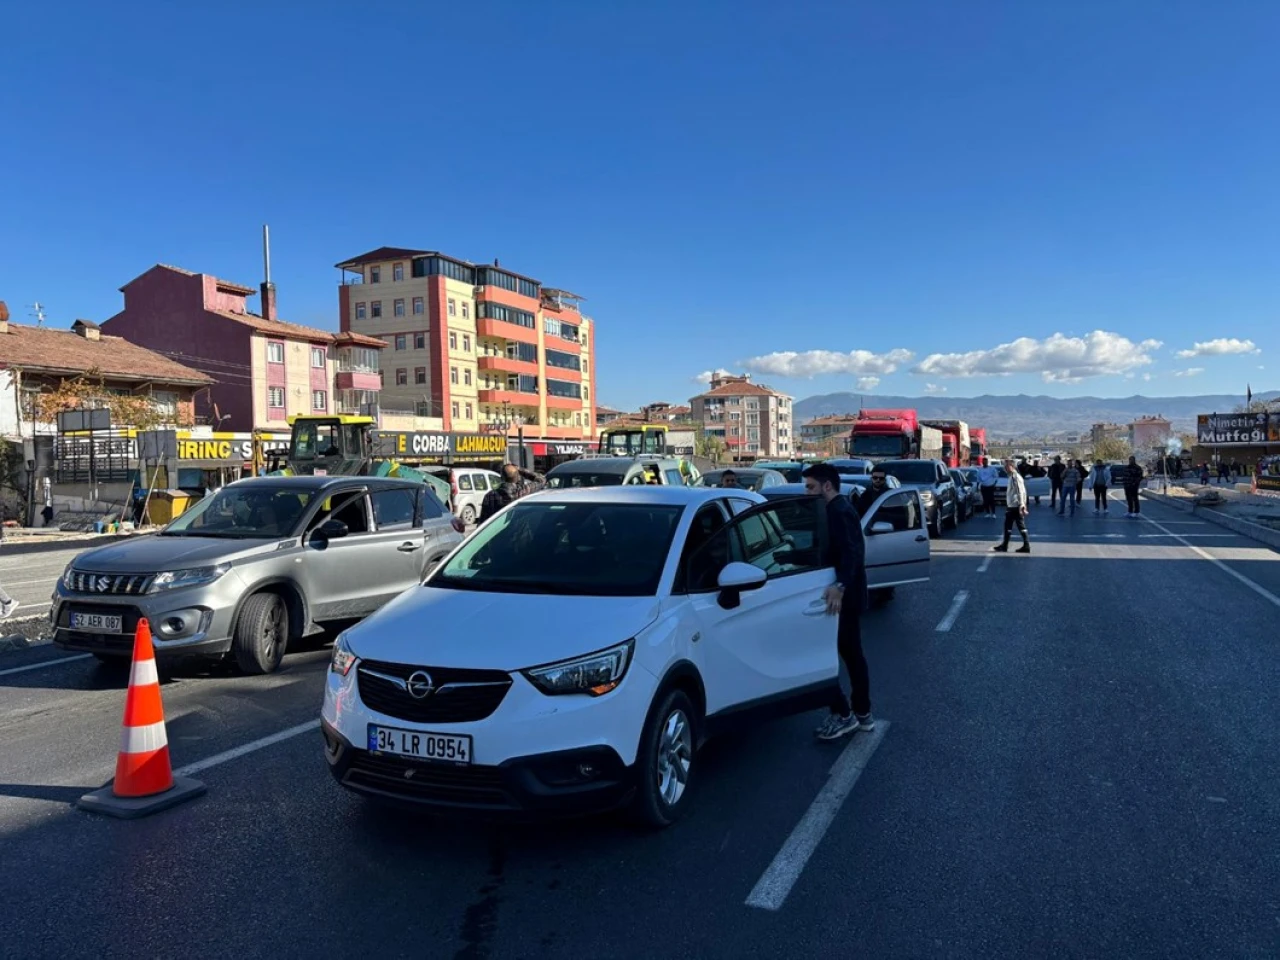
[78,617,205,819]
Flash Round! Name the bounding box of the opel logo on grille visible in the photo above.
[405,671,435,699]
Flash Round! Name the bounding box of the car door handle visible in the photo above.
[803,601,828,617]
[397,542,422,552]
[916,535,928,542]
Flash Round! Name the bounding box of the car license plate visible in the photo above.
[70,612,124,633]
[367,724,471,766]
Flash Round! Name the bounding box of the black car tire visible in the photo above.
[930,509,944,538]
[233,592,288,675]
[944,503,959,530]
[631,689,698,829]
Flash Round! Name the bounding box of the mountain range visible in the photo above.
[793,391,1279,439]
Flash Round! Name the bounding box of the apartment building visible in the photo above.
[1090,422,1127,449]
[799,413,860,454]
[689,373,793,460]
[102,264,386,431]
[1129,415,1172,452]
[335,247,596,443]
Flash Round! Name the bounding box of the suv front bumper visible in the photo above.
[49,582,242,659]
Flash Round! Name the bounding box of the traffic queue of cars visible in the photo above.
[46,451,937,828]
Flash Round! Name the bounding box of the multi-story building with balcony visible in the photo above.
[335,247,596,448]
[799,413,860,454]
[689,373,793,461]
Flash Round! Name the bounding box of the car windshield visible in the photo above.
[700,470,768,491]
[432,501,683,596]
[850,436,904,457]
[878,461,938,485]
[755,463,803,482]
[162,486,314,539]
[546,471,626,488]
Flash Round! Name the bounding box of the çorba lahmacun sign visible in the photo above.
[1196,412,1278,445]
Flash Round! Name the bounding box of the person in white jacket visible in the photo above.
[994,458,1031,553]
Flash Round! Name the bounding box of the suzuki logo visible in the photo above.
[95,576,111,593]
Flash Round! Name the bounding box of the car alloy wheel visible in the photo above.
[655,707,693,807]
[461,504,476,525]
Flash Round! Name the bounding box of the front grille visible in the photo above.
[344,752,513,808]
[66,570,155,596]
[356,659,512,724]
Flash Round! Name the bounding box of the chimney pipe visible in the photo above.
[260,224,277,322]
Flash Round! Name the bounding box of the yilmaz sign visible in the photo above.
[1196,413,1271,446]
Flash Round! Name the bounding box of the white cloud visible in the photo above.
[856,376,881,391]
[1175,338,1260,359]
[1142,373,1153,381]
[923,383,948,395]
[739,348,914,379]
[912,331,1162,383]
[692,368,732,384]
[1172,367,1204,378]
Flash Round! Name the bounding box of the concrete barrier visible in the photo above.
[1140,489,1280,551]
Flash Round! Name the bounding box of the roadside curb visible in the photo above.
[0,533,132,557]
[1140,490,1280,551]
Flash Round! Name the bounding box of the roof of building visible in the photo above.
[208,309,335,343]
[802,413,860,426]
[334,247,435,270]
[0,322,213,385]
[693,380,784,399]
[333,331,387,349]
[137,264,256,295]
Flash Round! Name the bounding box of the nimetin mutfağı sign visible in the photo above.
[1196,412,1269,445]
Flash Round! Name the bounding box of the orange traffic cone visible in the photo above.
[78,618,206,818]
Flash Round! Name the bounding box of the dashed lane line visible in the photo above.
[173,719,321,778]
[1138,514,1280,610]
[0,654,92,677]
[934,590,970,632]
[977,554,994,573]
[745,721,890,911]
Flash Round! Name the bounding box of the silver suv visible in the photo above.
[50,476,464,674]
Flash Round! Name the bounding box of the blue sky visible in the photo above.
[1,0,1275,412]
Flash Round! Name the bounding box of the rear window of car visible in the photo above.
[416,486,444,520]
[458,475,474,491]
[546,472,626,488]
[878,461,938,485]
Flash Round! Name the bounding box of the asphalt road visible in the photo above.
[1,492,1278,959]
[0,542,84,623]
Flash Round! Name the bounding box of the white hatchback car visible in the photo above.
[321,485,925,826]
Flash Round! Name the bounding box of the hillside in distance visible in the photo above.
[793,391,1278,439]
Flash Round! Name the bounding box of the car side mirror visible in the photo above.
[869,521,894,536]
[311,518,349,546]
[716,561,767,609]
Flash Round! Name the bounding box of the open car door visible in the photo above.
[859,489,930,590]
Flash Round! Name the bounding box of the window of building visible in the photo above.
[310,346,326,368]
[412,297,424,315]
[412,256,476,284]
[395,334,407,351]
[451,401,460,419]
[371,301,383,318]
[355,302,367,321]
[415,367,427,385]
[476,267,533,296]
[546,378,582,400]
[478,302,535,328]
[312,390,327,411]
[449,331,457,350]
[462,334,471,351]
[369,266,381,284]
[450,366,459,385]
[461,303,469,319]
[507,374,539,393]
[575,413,582,426]
[395,368,407,386]
[414,331,425,350]
[267,341,285,364]
[448,298,456,317]
[506,341,538,363]
[582,359,589,375]
[464,402,473,419]
[392,262,404,282]
[583,385,589,400]
[415,401,434,416]
[394,299,405,317]
[463,368,472,386]
[268,387,285,408]
[545,349,581,371]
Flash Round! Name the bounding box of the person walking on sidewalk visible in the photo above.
[1090,458,1110,514]
[803,463,875,742]
[977,458,999,518]
[1060,461,1081,515]
[1122,456,1144,516]
[1047,456,1065,511]
[994,457,1031,553]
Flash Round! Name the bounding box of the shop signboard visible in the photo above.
[1196,412,1270,446]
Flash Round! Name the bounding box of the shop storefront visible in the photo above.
[1192,412,1280,489]
[376,431,590,472]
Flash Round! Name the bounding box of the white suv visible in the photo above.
[321,486,858,825]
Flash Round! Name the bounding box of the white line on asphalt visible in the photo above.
[1,577,60,588]
[977,554,994,573]
[0,654,92,677]
[745,721,889,912]
[935,590,970,632]
[173,719,320,778]
[1139,514,1280,610]
[1139,533,1236,538]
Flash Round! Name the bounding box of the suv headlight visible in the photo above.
[330,632,359,676]
[919,489,935,502]
[60,563,76,590]
[148,563,231,593]
[524,640,634,697]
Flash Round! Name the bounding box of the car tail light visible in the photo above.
[450,473,458,497]
[451,516,466,534]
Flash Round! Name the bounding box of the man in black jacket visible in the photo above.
[1121,456,1144,517]
[478,463,545,523]
[1047,455,1065,511]
[853,467,889,518]
[803,463,874,742]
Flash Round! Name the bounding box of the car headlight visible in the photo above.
[919,490,935,502]
[147,563,231,593]
[330,632,358,676]
[523,640,634,697]
[60,563,76,589]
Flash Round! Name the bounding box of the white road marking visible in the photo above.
[935,590,970,632]
[173,719,320,778]
[1139,533,1237,538]
[977,554,994,573]
[744,721,889,911]
[0,577,60,588]
[1139,514,1280,610]
[0,654,92,677]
